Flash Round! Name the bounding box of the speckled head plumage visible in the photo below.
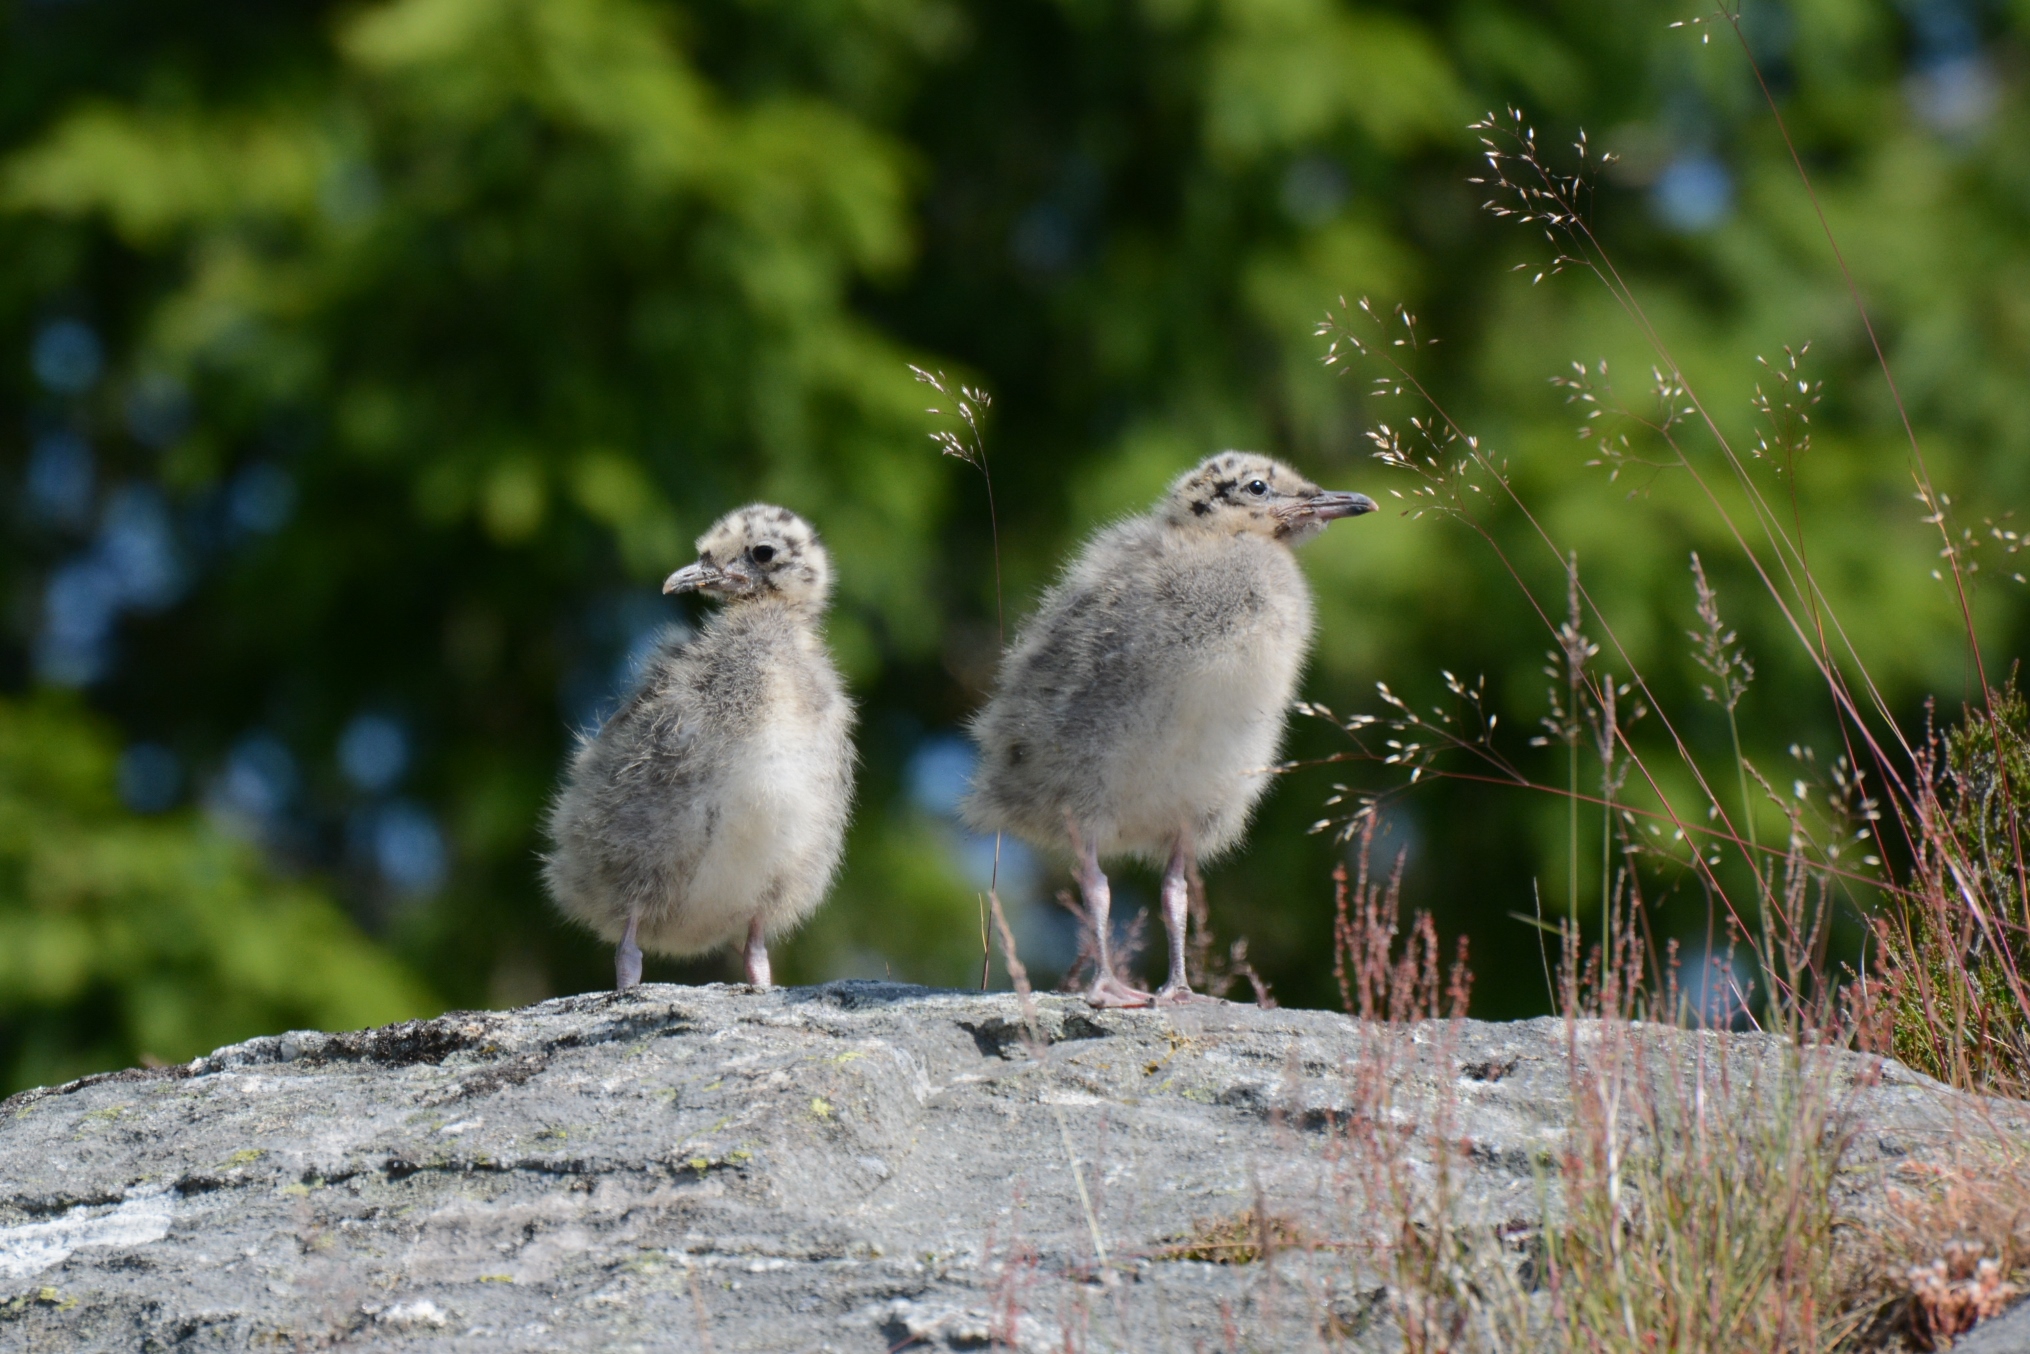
[1161,451,1376,544]
[664,505,832,609]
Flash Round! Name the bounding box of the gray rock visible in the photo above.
[1956,1300,2030,1354]
[0,981,2021,1351]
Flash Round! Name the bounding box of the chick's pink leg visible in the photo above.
[1068,816,1152,1009]
[615,913,643,991]
[1156,833,1197,1003]
[744,915,773,989]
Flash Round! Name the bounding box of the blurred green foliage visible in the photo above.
[2,0,2027,1090]
[0,694,432,1090]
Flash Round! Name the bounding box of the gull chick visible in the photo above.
[963,453,1374,1006]
[545,505,855,990]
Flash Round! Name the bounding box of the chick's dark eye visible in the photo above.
[751,545,776,564]
[1247,479,1269,496]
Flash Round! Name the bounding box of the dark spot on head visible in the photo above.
[1008,741,1027,765]
[1191,499,1210,517]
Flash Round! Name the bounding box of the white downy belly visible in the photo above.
[668,728,831,951]
[1103,643,1295,851]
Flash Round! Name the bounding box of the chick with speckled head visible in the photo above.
[963,453,1375,1007]
[544,505,855,990]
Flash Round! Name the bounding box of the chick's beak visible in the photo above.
[1274,490,1378,528]
[664,560,757,596]
[1305,490,1378,521]
[663,562,719,595]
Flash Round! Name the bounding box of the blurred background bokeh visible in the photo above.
[3,0,2026,1093]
